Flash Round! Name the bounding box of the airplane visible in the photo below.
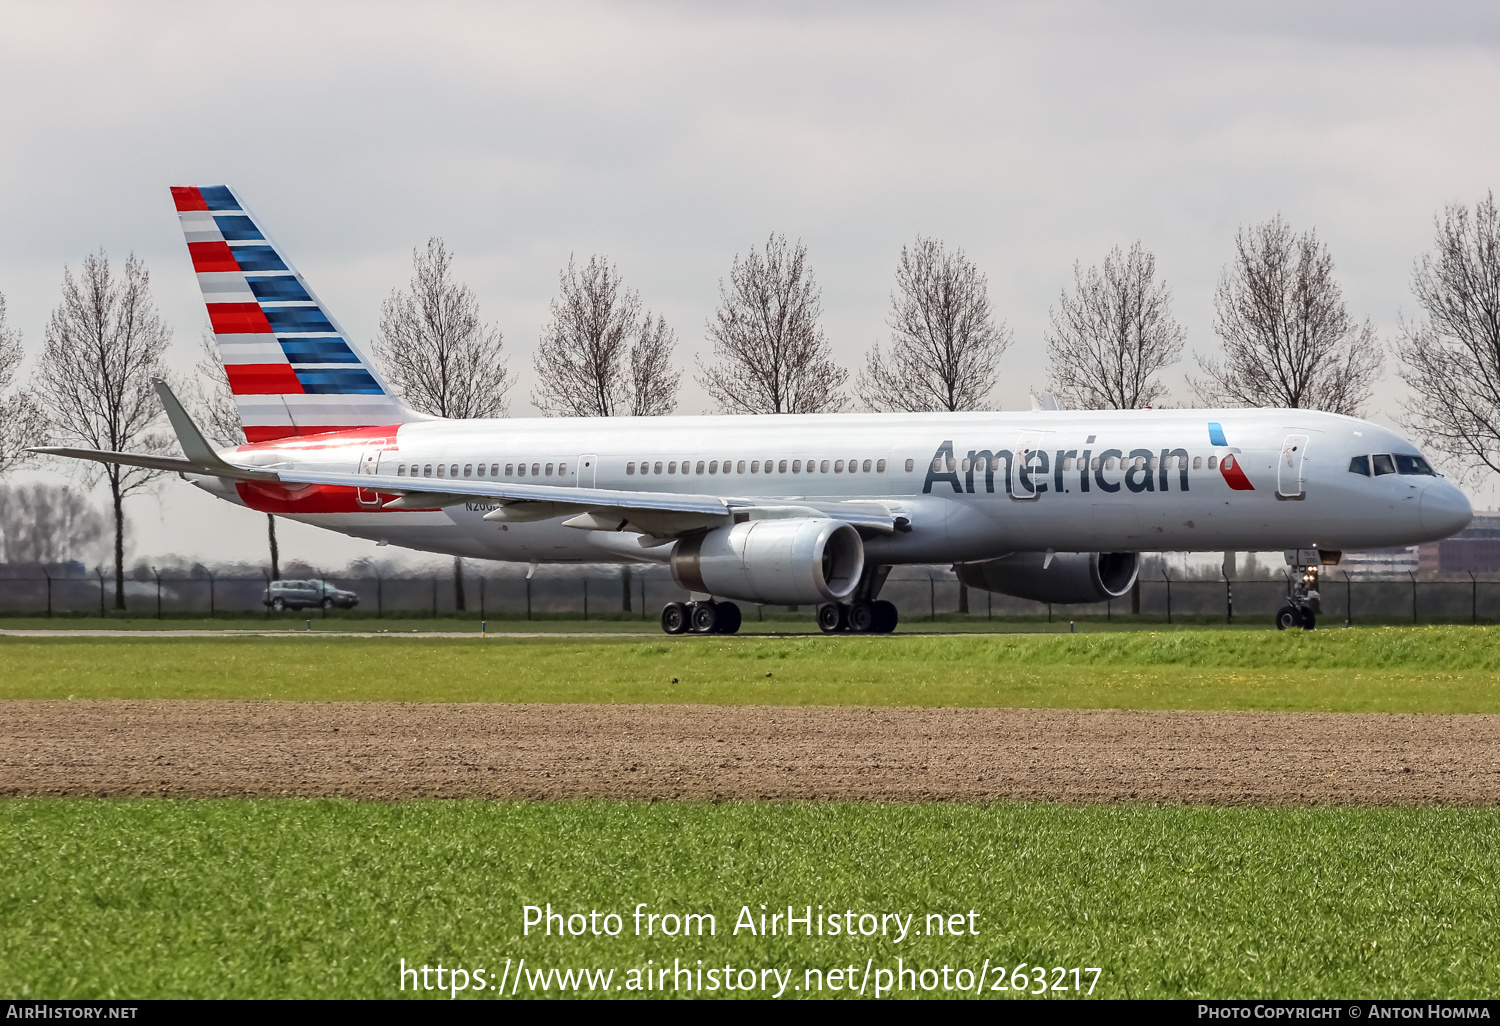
[34,185,1474,634]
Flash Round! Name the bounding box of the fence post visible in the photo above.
[1344,572,1353,627]
[43,567,52,618]
[479,576,485,620]
[929,574,936,622]
[1408,571,1418,625]
[153,567,162,620]
[583,579,589,621]
[263,570,271,619]
[1470,571,1477,625]
[1163,569,1171,625]
[207,571,215,620]
[97,567,105,618]
[641,577,646,620]
[526,576,532,621]
[1222,568,1232,624]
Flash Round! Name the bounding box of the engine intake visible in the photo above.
[956,551,1139,604]
[671,518,864,605]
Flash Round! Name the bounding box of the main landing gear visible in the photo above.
[1275,558,1323,631]
[817,564,898,634]
[661,599,742,635]
[817,599,898,634]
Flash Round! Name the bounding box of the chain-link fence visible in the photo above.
[1,565,1495,624]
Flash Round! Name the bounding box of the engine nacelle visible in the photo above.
[955,551,1139,604]
[671,518,864,605]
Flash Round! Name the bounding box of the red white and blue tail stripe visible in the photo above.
[171,185,419,442]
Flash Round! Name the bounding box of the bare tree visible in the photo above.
[0,482,108,565]
[1191,216,1381,414]
[375,238,511,419]
[859,237,1009,412]
[1398,193,1500,481]
[34,251,171,609]
[531,255,680,417]
[0,292,44,477]
[1045,242,1185,410]
[375,238,511,609]
[191,327,280,578]
[698,234,847,414]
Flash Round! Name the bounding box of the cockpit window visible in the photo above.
[1348,455,1370,476]
[1372,454,1396,476]
[1395,454,1436,476]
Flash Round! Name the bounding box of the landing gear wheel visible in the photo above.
[817,602,846,633]
[271,597,286,612]
[873,600,898,634]
[1274,604,1300,631]
[661,602,688,635]
[691,601,719,634]
[714,601,742,635]
[847,601,875,633]
[1299,605,1316,630]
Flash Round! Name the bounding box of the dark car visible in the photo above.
[263,579,359,612]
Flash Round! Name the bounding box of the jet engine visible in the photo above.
[955,551,1139,604]
[671,518,864,605]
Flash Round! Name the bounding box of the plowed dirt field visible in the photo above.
[4,700,1498,804]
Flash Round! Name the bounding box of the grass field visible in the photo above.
[2,626,1497,712]
[2,799,1497,1000]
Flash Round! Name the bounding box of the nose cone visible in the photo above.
[1421,482,1472,538]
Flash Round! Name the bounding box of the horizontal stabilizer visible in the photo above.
[28,446,278,481]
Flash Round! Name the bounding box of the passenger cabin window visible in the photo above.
[737,460,746,473]
[779,460,788,473]
[627,462,636,475]
[1207,456,1217,469]
[1372,454,1396,476]
[437,464,446,478]
[491,464,499,476]
[476,464,485,477]
[877,459,886,472]
[545,463,554,476]
[517,464,526,476]
[397,465,406,476]
[464,464,472,477]
[1348,455,1371,476]
[1394,454,1436,476]
[1193,456,1202,470]
[904,458,913,472]
[505,464,514,476]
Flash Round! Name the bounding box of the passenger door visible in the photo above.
[356,447,382,506]
[1277,434,1309,500]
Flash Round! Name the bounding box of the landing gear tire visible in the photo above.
[714,601,742,635]
[691,601,719,634]
[847,601,876,633]
[817,602,846,633]
[1298,605,1316,630]
[1274,604,1300,631]
[271,597,286,612]
[873,599,898,634]
[661,602,688,634]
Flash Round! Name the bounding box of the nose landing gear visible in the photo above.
[1275,558,1323,630]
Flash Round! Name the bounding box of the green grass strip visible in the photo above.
[3,627,1499,711]
[2,799,1497,999]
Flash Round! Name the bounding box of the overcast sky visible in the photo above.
[2,0,1498,571]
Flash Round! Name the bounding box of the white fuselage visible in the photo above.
[195,407,1472,565]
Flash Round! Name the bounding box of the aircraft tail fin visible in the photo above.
[170,185,424,443]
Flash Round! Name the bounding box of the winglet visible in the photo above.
[154,379,235,470]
